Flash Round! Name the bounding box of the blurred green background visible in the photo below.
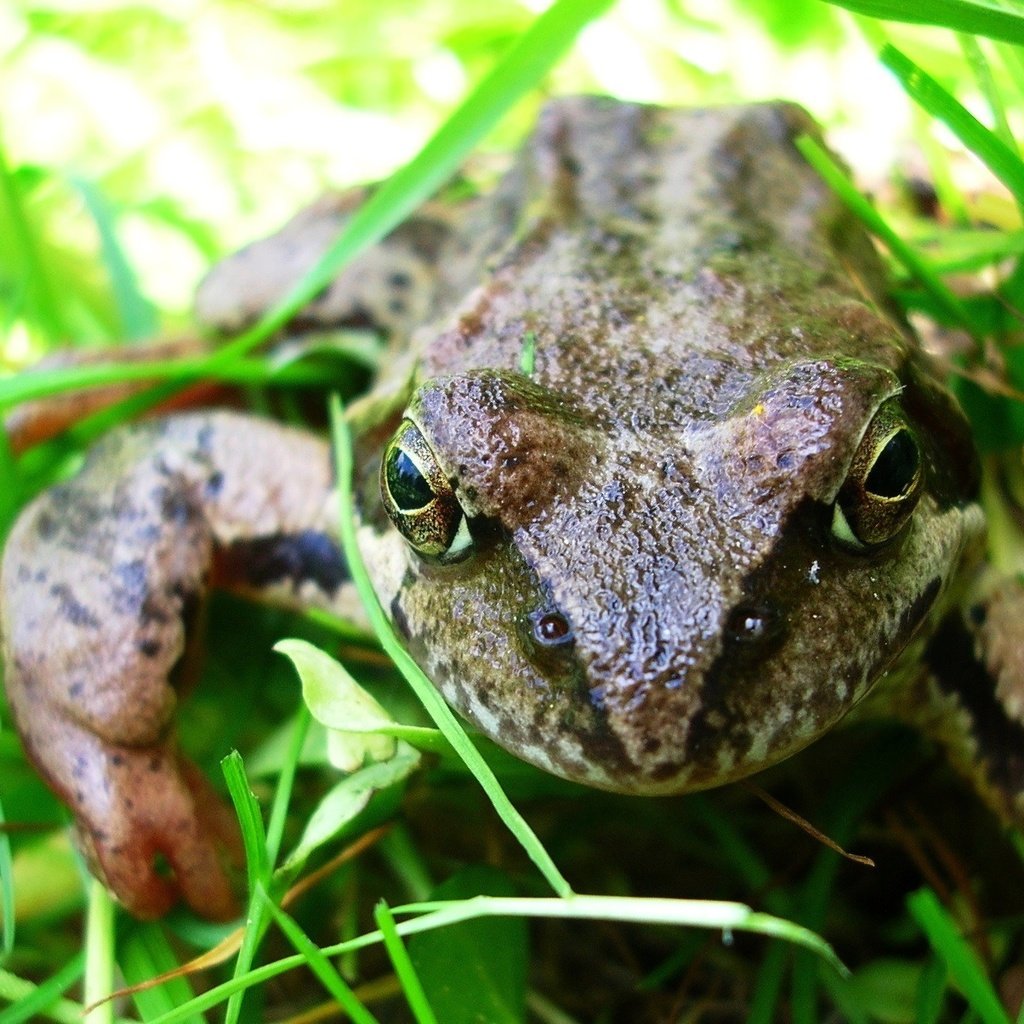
[1,0,1011,358]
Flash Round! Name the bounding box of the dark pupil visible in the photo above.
[386,449,434,511]
[865,429,919,498]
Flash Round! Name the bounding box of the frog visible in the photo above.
[2,96,1018,921]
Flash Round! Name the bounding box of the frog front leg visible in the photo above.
[907,578,1024,827]
[1,411,340,918]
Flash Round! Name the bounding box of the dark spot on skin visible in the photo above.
[137,523,162,544]
[111,560,149,614]
[391,595,411,640]
[388,298,407,316]
[68,681,84,698]
[36,512,57,540]
[559,151,582,176]
[149,757,161,772]
[112,754,125,767]
[74,789,84,804]
[139,594,170,627]
[205,471,225,497]
[899,577,942,639]
[49,584,100,629]
[388,271,413,290]
[926,611,1024,795]
[195,422,215,454]
[158,487,198,527]
[138,638,162,658]
[221,531,348,596]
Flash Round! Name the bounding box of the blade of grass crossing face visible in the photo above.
[821,0,1024,46]
[330,397,572,897]
[907,889,1009,1024]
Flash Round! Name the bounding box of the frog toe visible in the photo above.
[75,742,243,921]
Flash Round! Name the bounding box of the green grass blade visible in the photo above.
[83,879,116,1024]
[958,35,1017,153]
[263,704,310,868]
[221,751,271,1024]
[35,0,614,454]
[136,892,847,1024]
[0,793,14,958]
[907,889,1009,1024]
[262,891,380,1024]
[330,396,572,898]
[796,135,978,332]
[118,925,203,1024]
[882,45,1024,210]
[821,0,1024,46]
[374,902,438,1024]
[194,0,618,374]
[0,141,68,344]
[222,750,269,890]
[0,955,85,1024]
[0,356,330,411]
[72,179,157,341]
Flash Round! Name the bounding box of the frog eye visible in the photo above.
[380,419,472,560]
[832,399,923,550]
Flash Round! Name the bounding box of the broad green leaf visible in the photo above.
[276,638,396,771]
[409,867,527,1024]
[284,746,420,870]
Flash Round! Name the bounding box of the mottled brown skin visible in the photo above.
[0,98,1017,919]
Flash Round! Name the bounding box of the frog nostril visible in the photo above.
[532,610,574,647]
[725,603,782,646]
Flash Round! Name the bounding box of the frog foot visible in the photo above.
[1,410,340,917]
[62,728,242,920]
